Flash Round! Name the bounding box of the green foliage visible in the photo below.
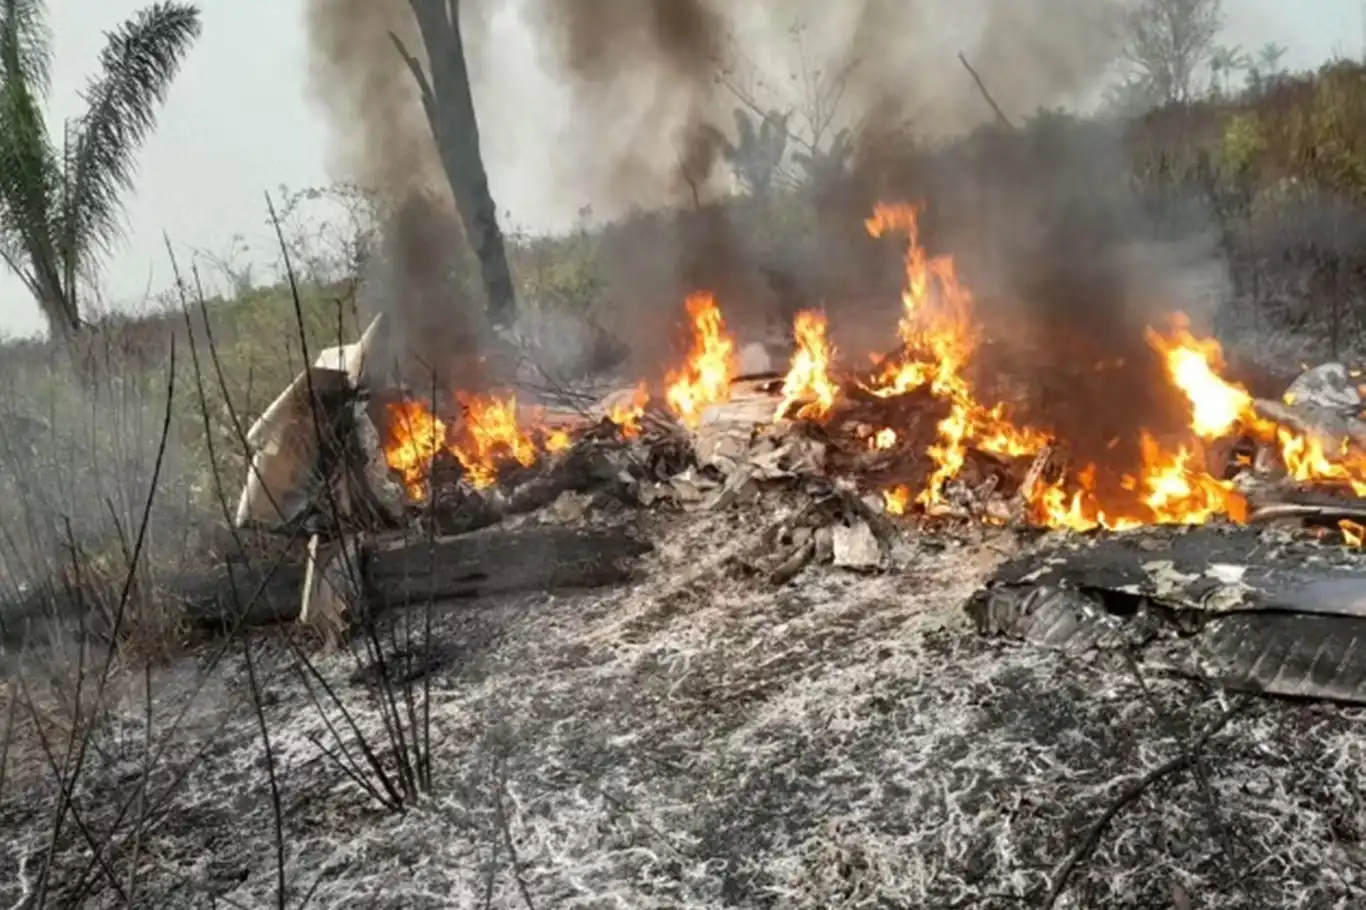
[509,225,604,317]
[0,0,201,339]
[708,107,792,198]
[1128,61,1366,200]
[1219,111,1264,177]
[792,128,852,187]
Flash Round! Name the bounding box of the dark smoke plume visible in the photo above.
[305,0,487,394]
[301,0,1234,480]
[527,0,729,210]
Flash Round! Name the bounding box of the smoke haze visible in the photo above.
[302,0,1232,474]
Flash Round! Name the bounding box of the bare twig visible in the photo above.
[957,51,1014,129]
[241,635,288,908]
[492,757,537,910]
[34,337,176,908]
[1041,696,1253,909]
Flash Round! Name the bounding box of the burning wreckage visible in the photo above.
[225,203,1366,704]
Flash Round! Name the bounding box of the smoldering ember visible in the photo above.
[9,201,1366,907]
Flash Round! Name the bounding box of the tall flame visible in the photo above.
[608,382,650,438]
[863,203,1047,509]
[383,400,448,501]
[665,291,736,428]
[775,310,838,421]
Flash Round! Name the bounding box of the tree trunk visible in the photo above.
[402,0,517,329]
[28,248,81,341]
[37,289,80,342]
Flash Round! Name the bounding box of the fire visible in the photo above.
[1342,520,1364,547]
[1148,318,1366,497]
[884,485,911,515]
[382,392,566,496]
[865,203,978,397]
[862,204,1048,510]
[450,393,540,488]
[380,199,1366,535]
[383,400,448,501]
[775,310,838,421]
[1145,317,1252,439]
[665,291,736,428]
[608,382,650,438]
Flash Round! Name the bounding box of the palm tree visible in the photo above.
[1208,44,1249,97]
[705,107,791,199]
[0,1,201,341]
[1256,41,1287,75]
[792,128,853,188]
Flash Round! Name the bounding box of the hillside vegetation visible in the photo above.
[5,59,1366,654]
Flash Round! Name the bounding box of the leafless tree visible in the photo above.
[390,0,516,329]
[1121,0,1224,104]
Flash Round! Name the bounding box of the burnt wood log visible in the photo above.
[178,523,650,632]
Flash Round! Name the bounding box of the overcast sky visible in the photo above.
[0,0,1357,338]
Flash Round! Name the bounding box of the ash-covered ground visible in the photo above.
[4,508,1365,909]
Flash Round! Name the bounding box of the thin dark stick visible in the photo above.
[1118,649,1231,853]
[34,338,177,908]
[957,51,1014,129]
[1041,697,1252,909]
[241,635,288,908]
[493,760,537,910]
[0,681,15,799]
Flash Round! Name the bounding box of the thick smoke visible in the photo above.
[303,0,1234,480]
[305,0,486,394]
[526,0,727,209]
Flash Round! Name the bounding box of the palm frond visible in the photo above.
[0,56,61,294]
[62,1,200,281]
[0,0,53,96]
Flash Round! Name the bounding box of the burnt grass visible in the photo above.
[3,509,1365,909]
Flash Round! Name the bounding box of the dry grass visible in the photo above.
[6,62,1366,909]
[2,504,1362,909]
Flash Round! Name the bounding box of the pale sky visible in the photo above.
[0,0,1356,338]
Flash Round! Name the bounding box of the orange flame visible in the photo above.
[863,204,1047,510]
[775,310,838,421]
[385,202,1366,532]
[883,485,911,515]
[1342,519,1364,547]
[665,291,736,428]
[383,400,448,501]
[449,393,540,488]
[1145,317,1253,440]
[382,392,567,496]
[608,382,650,438]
